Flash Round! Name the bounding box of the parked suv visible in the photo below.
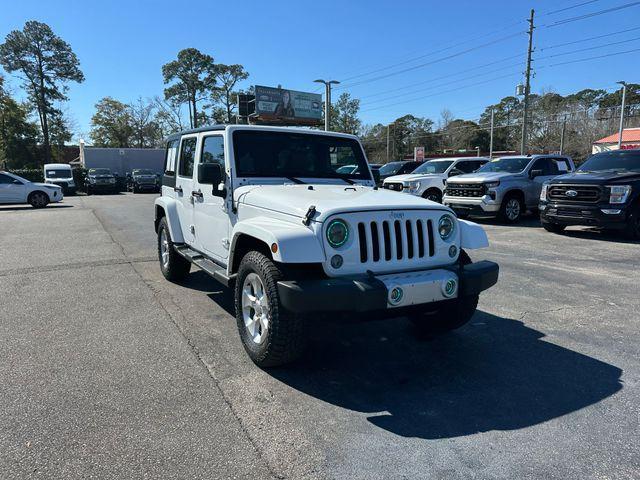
[383,157,489,203]
[540,149,640,239]
[0,171,63,208]
[86,168,117,195]
[154,125,499,366]
[377,161,422,185]
[443,154,574,223]
[127,169,160,193]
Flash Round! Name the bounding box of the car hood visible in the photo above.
[33,182,61,189]
[549,170,640,184]
[89,174,115,179]
[235,184,450,222]
[384,173,442,183]
[446,171,517,183]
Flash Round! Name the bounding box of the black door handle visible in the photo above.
[192,190,203,199]
[174,186,183,194]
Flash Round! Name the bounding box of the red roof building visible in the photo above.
[592,127,640,153]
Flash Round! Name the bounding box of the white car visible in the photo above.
[154,126,499,367]
[0,171,63,208]
[383,157,490,203]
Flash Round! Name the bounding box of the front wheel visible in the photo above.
[28,191,49,208]
[235,251,305,367]
[499,194,523,223]
[422,189,442,203]
[625,205,640,240]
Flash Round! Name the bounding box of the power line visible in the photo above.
[539,25,640,50]
[543,0,604,15]
[539,46,640,67]
[537,35,640,60]
[545,1,640,27]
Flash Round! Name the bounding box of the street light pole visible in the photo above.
[617,81,627,149]
[489,108,495,159]
[314,79,340,131]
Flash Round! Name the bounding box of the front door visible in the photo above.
[0,174,26,203]
[192,134,230,261]
[175,135,198,245]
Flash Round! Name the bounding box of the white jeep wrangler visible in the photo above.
[154,125,499,367]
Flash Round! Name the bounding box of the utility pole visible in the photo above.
[560,116,567,154]
[314,79,340,131]
[617,81,627,149]
[521,9,535,155]
[386,125,390,162]
[489,108,495,158]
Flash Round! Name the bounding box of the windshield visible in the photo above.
[133,169,155,175]
[89,168,112,175]
[578,151,640,173]
[378,162,404,175]
[233,131,371,180]
[477,157,530,173]
[413,161,453,174]
[45,169,72,178]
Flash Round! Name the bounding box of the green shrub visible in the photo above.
[10,168,44,182]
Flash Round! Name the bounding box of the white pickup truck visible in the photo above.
[154,125,499,366]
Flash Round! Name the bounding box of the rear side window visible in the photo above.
[178,137,198,178]
[456,161,482,173]
[552,158,571,173]
[0,173,14,184]
[165,140,179,175]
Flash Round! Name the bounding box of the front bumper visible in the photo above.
[443,195,501,215]
[540,202,629,229]
[277,261,499,313]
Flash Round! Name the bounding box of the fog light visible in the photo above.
[330,254,343,269]
[601,209,622,215]
[442,278,457,298]
[448,245,457,258]
[389,286,404,305]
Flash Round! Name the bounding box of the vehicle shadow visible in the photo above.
[0,204,74,212]
[269,311,623,439]
[561,228,639,245]
[472,215,541,229]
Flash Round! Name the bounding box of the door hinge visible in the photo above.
[222,238,230,249]
[190,225,195,235]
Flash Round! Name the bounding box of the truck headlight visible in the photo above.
[608,185,631,204]
[438,214,455,240]
[109,178,116,184]
[485,181,500,188]
[540,183,549,201]
[406,181,420,193]
[326,219,349,248]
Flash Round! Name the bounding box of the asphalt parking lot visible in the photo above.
[1,193,639,480]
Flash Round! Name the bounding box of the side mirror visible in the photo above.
[198,163,225,196]
[372,169,381,185]
[530,169,544,178]
[448,168,464,177]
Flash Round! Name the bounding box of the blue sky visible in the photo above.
[2,0,639,139]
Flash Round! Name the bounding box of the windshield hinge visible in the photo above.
[302,205,316,226]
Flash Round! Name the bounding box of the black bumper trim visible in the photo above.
[277,261,499,314]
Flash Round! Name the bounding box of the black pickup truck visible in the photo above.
[539,149,640,239]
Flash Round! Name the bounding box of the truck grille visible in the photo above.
[445,183,486,197]
[356,219,435,263]
[383,182,403,192]
[548,184,601,203]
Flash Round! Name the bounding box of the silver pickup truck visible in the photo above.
[443,154,574,223]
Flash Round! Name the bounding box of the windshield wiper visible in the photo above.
[284,176,305,184]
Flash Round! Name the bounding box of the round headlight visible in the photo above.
[326,219,349,248]
[438,215,455,240]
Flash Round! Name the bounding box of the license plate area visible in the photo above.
[377,269,458,308]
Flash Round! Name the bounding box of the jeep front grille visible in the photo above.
[445,183,486,197]
[548,184,601,203]
[357,219,435,263]
[383,182,404,192]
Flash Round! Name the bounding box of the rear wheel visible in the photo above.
[28,191,49,208]
[422,188,442,203]
[409,250,479,333]
[235,251,305,367]
[157,217,190,281]
[500,194,523,223]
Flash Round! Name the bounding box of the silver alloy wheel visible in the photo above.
[242,272,269,345]
[160,228,170,268]
[32,192,48,207]
[505,198,521,220]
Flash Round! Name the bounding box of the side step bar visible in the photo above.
[175,245,234,287]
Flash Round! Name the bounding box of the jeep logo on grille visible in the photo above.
[565,190,578,197]
[389,212,405,220]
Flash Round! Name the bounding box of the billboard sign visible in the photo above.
[414,146,425,161]
[254,85,322,124]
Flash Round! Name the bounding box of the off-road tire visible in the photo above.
[499,193,524,223]
[423,188,443,203]
[157,217,190,281]
[28,191,49,208]
[235,251,306,367]
[542,221,566,234]
[410,249,479,333]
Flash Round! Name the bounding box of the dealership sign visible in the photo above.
[254,85,322,123]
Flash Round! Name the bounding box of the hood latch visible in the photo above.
[302,205,316,226]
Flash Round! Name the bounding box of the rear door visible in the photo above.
[0,174,26,203]
[175,135,198,245]
[192,133,230,261]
